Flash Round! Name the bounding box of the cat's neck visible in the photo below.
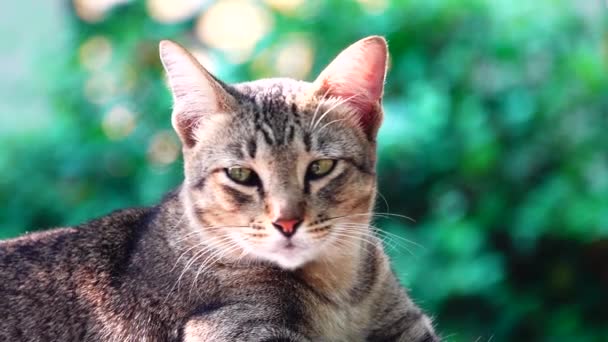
[297,233,382,299]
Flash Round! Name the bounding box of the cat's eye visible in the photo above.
[307,159,336,180]
[226,167,259,186]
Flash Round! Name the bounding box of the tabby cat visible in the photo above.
[0,36,439,341]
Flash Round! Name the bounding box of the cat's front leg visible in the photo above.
[366,274,440,342]
[368,307,439,342]
[182,302,311,342]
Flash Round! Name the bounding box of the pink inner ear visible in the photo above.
[315,37,388,131]
[173,113,201,148]
[318,77,380,129]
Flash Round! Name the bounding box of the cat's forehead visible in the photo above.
[223,78,315,149]
[195,78,368,166]
[232,78,311,102]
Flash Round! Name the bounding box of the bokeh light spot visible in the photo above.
[79,36,113,71]
[102,105,136,140]
[264,0,304,14]
[274,35,314,79]
[73,0,129,23]
[147,0,208,23]
[148,131,180,166]
[196,0,273,62]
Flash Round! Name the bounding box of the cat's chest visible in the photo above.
[303,291,376,342]
[205,260,378,340]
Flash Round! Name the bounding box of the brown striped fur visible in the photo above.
[0,37,438,341]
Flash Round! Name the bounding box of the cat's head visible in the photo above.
[160,36,388,270]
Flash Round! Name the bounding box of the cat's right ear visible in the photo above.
[312,36,388,140]
[159,40,235,148]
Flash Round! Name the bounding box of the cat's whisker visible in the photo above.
[189,244,239,291]
[376,233,414,256]
[174,238,234,297]
[234,244,251,265]
[170,239,207,273]
[173,235,233,290]
[164,241,218,304]
[336,226,399,252]
[193,240,240,278]
[375,228,425,251]
[312,94,358,132]
[171,212,187,231]
[337,228,411,257]
[365,225,425,251]
[309,86,333,129]
[330,227,380,251]
[171,230,202,245]
[329,234,374,255]
[171,230,241,272]
[308,231,331,240]
[312,93,359,132]
[173,244,218,292]
[372,212,417,223]
[323,212,416,224]
[304,224,332,233]
[171,225,249,245]
[189,242,242,295]
[305,222,378,248]
[172,232,233,266]
[316,118,347,134]
[338,222,424,249]
[375,191,390,213]
[439,333,458,342]
[328,236,375,260]
[322,212,380,224]
[337,223,421,257]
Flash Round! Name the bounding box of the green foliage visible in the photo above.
[1,0,607,340]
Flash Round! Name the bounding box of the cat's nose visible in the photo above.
[272,218,303,238]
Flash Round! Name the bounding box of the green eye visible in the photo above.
[226,167,258,186]
[307,159,336,180]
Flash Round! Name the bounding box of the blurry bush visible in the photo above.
[1,0,607,341]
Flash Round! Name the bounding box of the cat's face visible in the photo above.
[160,37,388,269]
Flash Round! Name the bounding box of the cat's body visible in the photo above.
[0,37,438,341]
[0,194,432,341]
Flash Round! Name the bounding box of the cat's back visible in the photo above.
[0,207,152,341]
[0,207,149,275]
[1,226,80,285]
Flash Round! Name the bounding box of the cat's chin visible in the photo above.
[258,248,318,271]
[272,256,311,271]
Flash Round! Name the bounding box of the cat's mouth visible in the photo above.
[265,241,316,270]
[275,240,300,252]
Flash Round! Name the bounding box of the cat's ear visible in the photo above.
[313,36,388,139]
[159,40,235,148]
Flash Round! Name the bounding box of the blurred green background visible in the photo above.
[1,0,607,340]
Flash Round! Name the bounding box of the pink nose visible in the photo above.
[272,219,302,238]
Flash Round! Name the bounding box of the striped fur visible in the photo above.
[0,37,439,341]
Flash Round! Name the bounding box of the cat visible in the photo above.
[0,36,439,341]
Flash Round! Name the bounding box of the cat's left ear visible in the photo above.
[313,36,388,140]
